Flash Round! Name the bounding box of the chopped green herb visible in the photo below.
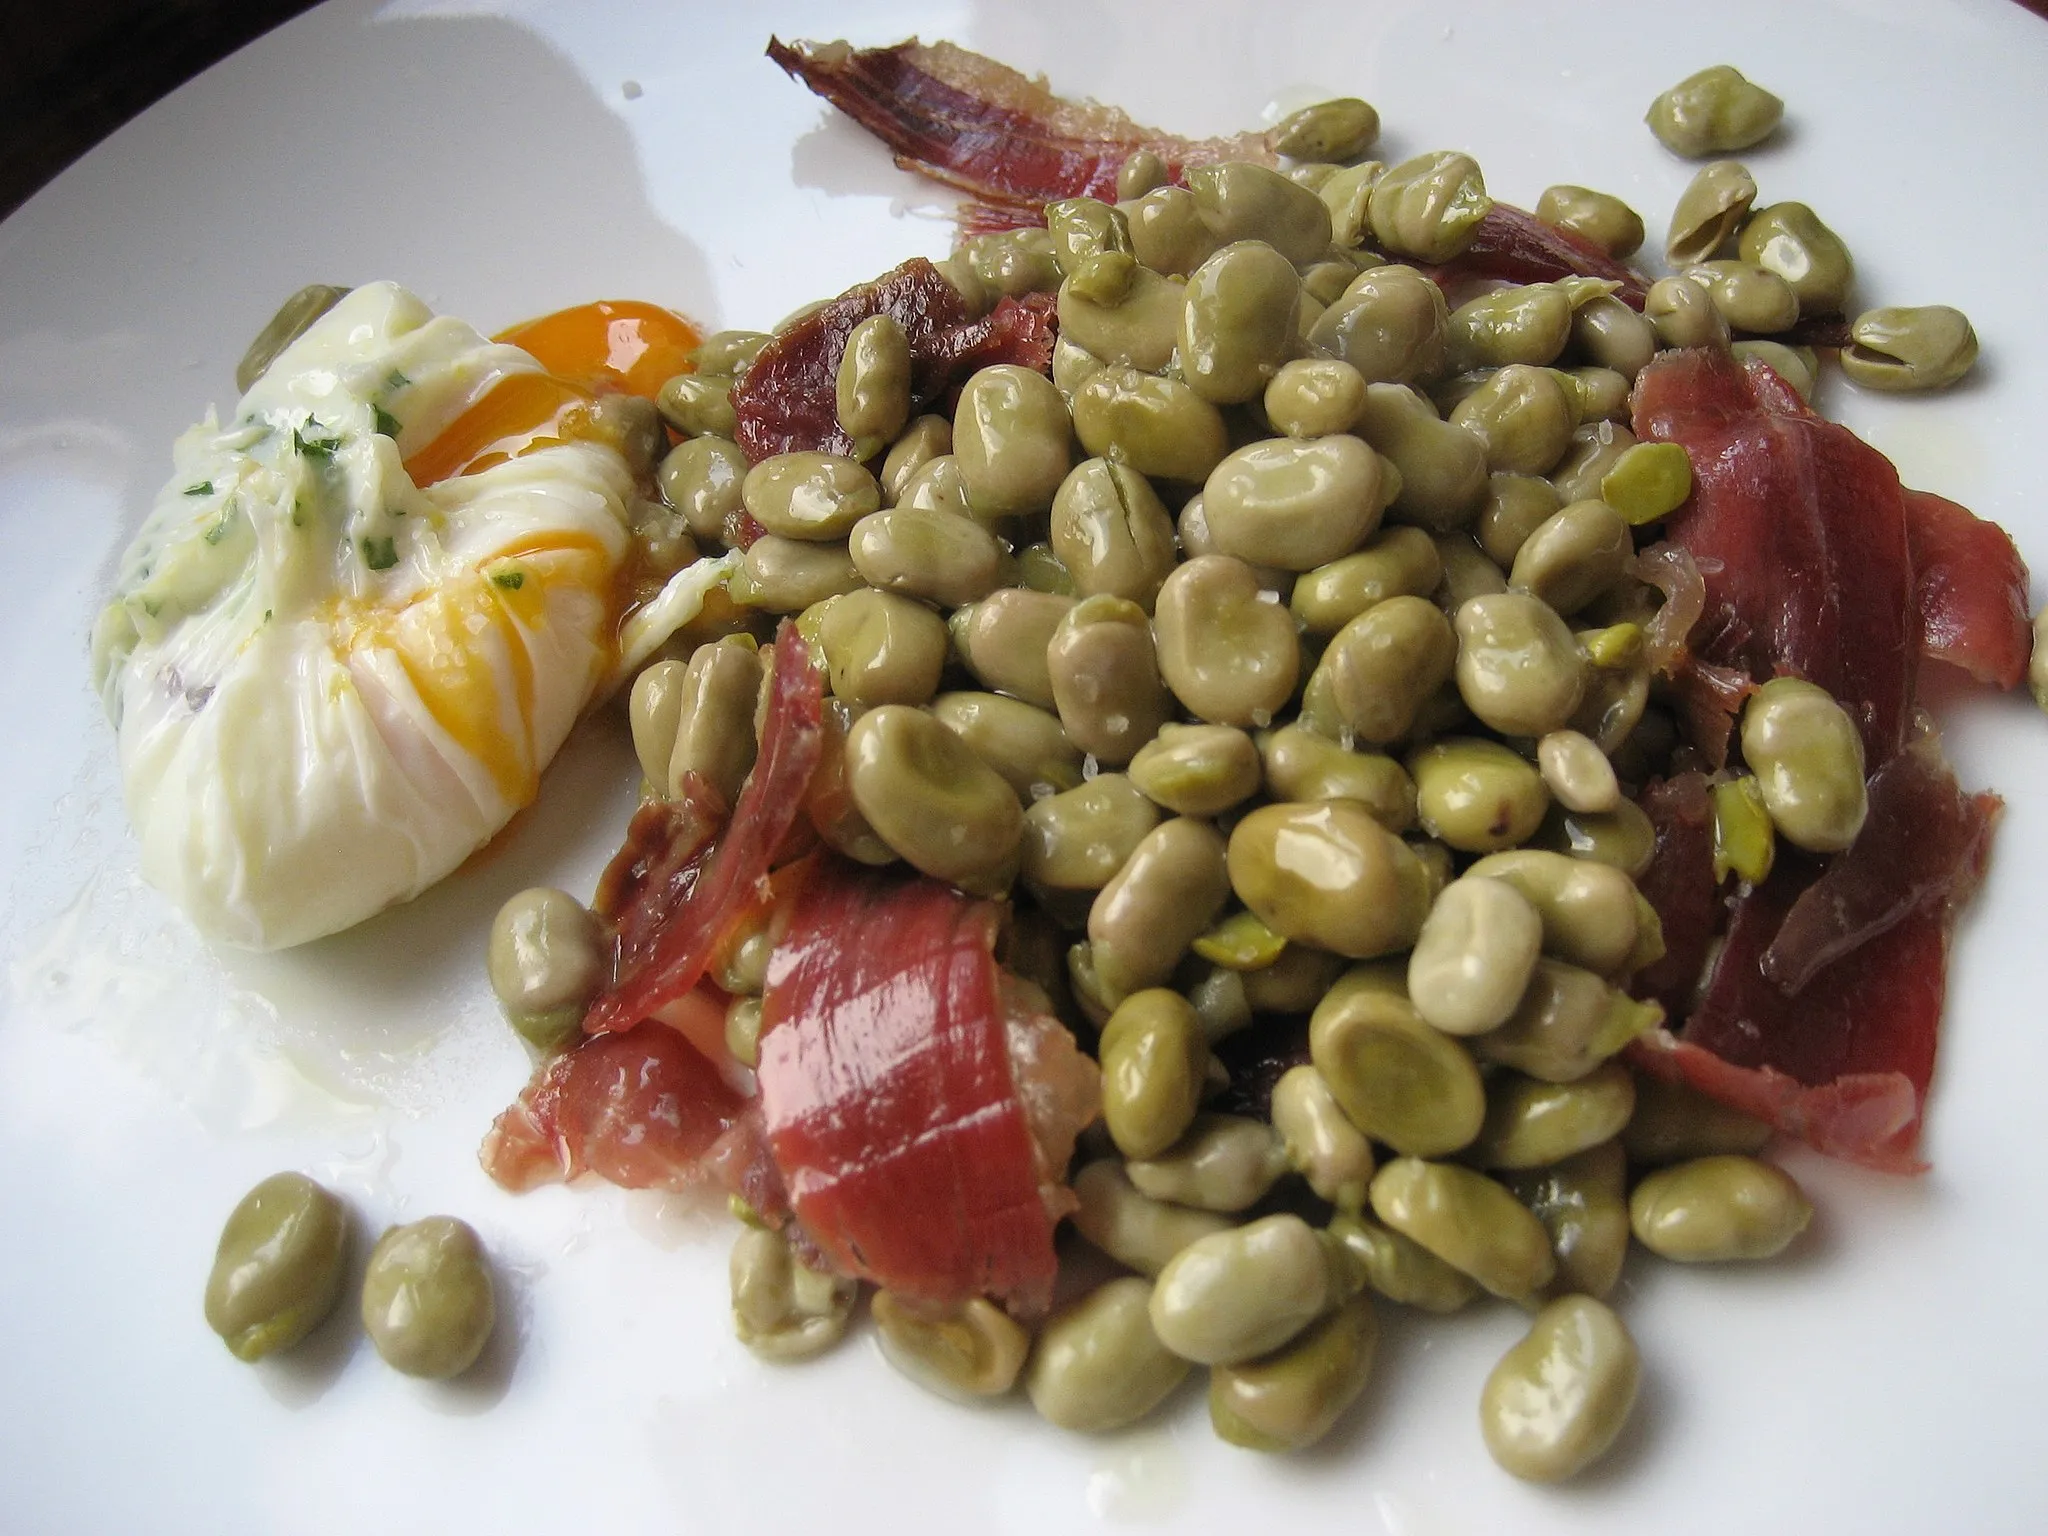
[362,535,399,571]
[183,481,214,497]
[491,568,526,591]
[385,369,409,391]
[291,499,306,529]
[141,598,162,618]
[373,406,402,439]
[295,423,342,461]
[263,609,273,622]
[203,509,236,546]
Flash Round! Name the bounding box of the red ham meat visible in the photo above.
[729,258,1055,463]
[767,37,1269,216]
[482,1018,747,1193]
[1424,204,1649,307]
[756,857,1098,1317]
[1630,773,1719,1018]
[1635,347,1919,764]
[584,625,825,1036]
[1905,488,2032,689]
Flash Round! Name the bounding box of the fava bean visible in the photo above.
[1047,596,1173,764]
[951,588,1073,708]
[845,704,1022,895]
[204,1172,349,1362]
[1368,151,1491,263]
[730,1226,856,1361]
[1150,1214,1335,1365]
[1057,262,1185,372]
[1089,817,1232,999]
[1507,1139,1630,1300]
[1405,875,1543,1035]
[1534,185,1644,258]
[817,588,947,707]
[954,365,1073,518]
[1310,963,1485,1157]
[1128,723,1263,817]
[487,887,604,1049]
[1629,1155,1813,1262]
[1622,1075,1774,1165]
[1474,957,1661,1083]
[931,692,1082,804]
[1257,725,1417,830]
[1181,241,1304,404]
[1290,527,1444,636]
[1301,596,1458,745]
[1841,305,1979,393]
[1535,729,1620,815]
[1050,458,1178,609]
[1470,1062,1636,1170]
[1454,592,1586,737]
[1647,64,1783,157]
[1203,435,1387,571]
[873,1291,1030,1400]
[1127,1114,1289,1213]
[849,506,1002,607]
[1480,1295,1639,1482]
[1368,1157,1554,1301]
[628,659,688,788]
[1187,162,1334,265]
[743,451,880,540]
[1740,677,1868,852]
[1265,357,1368,439]
[879,415,953,505]
[1099,988,1213,1159]
[1327,1212,1478,1313]
[1308,265,1451,387]
[1409,736,1551,854]
[1072,366,1231,483]
[1271,1065,1375,1211]
[660,436,749,543]
[1665,160,1757,266]
[1450,364,1577,476]
[1738,202,1854,314]
[1027,1278,1190,1432]
[836,313,911,459]
[1230,802,1432,958]
[1072,1160,1234,1276]
[1354,384,1489,531]
[1210,1295,1377,1453]
[360,1216,495,1379]
[1020,774,1160,899]
[669,636,762,804]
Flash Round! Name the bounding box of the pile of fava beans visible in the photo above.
[525,64,1981,1481]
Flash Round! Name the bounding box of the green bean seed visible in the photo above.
[1072,366,1231,483]
[659,436,749,543]
[1301,595,1458,745]
[1567,366,1632,423]
[1369,151,1491,263]
[1150,1214,1335,1365]
[361,1216,495,1379]
[629,659,688,788]
[1127,1114,1289,1213]
[693,328,770,376]
[931,692,1083,804]
[1629,1154,1813,1262]
[1645,275,1731,350]
[1265,358,1369,439]
[738,535,863,613]
[1684,259,1799,335]
[1570,296,1658,383]
[872,1291,1030,1401]
[1841,305,1979,392]
[879,415,953,505]
[1368,1157,1554,1301]
[816,588,946,707]
[1089,817,1233,998]
[1230,802,1432,958]
[1450,364,1577,476]
[1408,736,1551,853]
[1474,473,1564,569]
[488,887,604,1048]
[1271,1065,1376,1211]
[1128,723,1264,817]
[1057,262,1184,371]
[1453,592,1587,736]
[1471,1062,1636,1170]
[1050,458,1179,609]
[1290,527,1444,636]
[954,365,1073,518]
[1599,441,1693,526]
[1623,1075,1774,1164]
[1307,265,1451,387]
[1327,1212,1479,1312]
[951,587,1073,708]
[1480,1295,1639,1482]
[743,451,879,541]
[1210,1295,1378,1453]
[1118,149,1168,201]
[1257,724,1418,830]
[1740,676,1868,852]
[1028,1277,1190,1432]
[1474,957,1661,1083]
[1181,241,1304,404]
[1534,796,1658,877]
[1046,196,1134,275]
[1317,161,1385,248]
[849,506,1002,607]
[204,1172,349,1362]
[1187,162,1335,265]
[1666,160,1757,266]
[1021,773,1159,906]
[1151,559,1298,729]
[1508,500,1631,616]
[668,636,762,804]
[1126,186,1224,276]
[1738,202,1854,314]
[1646,65,1783,157]
[1355,383,1489,531]
[1507,1140,1630,1300]
[1464,849,1655,976]
[1534,186,1645,259]
[1099,988,1213,1159]
[1072,1160,1235,1277]
[836,313,912,459]
[657,373,737,439]
[845,704,1022,895]
[1536,729,1620,814]
[1447,286,1577,375]
[729,1225,856,1361]
[1270,97,1380,161]
[1406,875,1544,1036]
[1310,963,1486,1157]
[1203,434,1388,571]
[1047,595,1173,764]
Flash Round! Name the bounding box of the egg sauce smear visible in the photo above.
[92,282,722,950]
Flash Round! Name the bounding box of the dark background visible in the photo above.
[0,0,320,220]
[5,0,2047,224]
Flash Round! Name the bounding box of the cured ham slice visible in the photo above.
[767,37,1269,215]
[730,259,1054,463]
[1426,204,1650,307]
[1630,773,1719,1018]
[1905,489,2032,689]
[756,858,1097,1316]
[584,625,825,1035]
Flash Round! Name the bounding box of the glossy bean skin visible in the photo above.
[204,1172,350,1362]
[1369,1157,1555,1301]
[1229,802,1432,958]
[1153,556,1302,727]
[1647,65,1783,156]
[1187,162,1334,265]
[1327,1212,1478,1312]
[1126,186,1223,277]
[817,589,948,708]
[1126,1114,1289,1213]
[954,364,1073,518]
[1128,723,1263,817]
[1307,265,1451,387]
[1049,459,1178,610]
[1469,1062,1636,1171]
[1665,160,1757,266]
[1408,737,1551,854]
[1738,202,1854,315]
[1098,989,1214,1160]
[951,588,1073,708]
[872,1292,1031,1401]
[1265,357,1368,439]
[1058,264,1186,372]
[1021,774,1161,903]
[629,659,689,788]
[743,452,880,541]
[836,312,911,458]
[1047,596,1174,765]
[1310,963,1486,1158]
[1454,592,1587,737]
[1368,151,1491,263]
[845,704,1023,896]
[1271,1065,1376,1211]
[1621,1074,1773,1165]
[1149,1214,1335,1366]
[879,415,953,504]
[849,506,1003,607]
[1473,958,1661,1083]
[360,1216,496,1379]
[1406,875,1544,1035]
[1629,1155,1813,1262]
[729,1225,857,1362]
[931,692,1083,804]
[1257,725,1418,831]
[1480,1296,1640,1482]
[1301,596,1458,746]
[1569,297,1657,382]
[1180,241,1305,404]
[1507,1139,1630,1300]
[741,535,865,613]
[1072,366,1231,484]
[1270,97,1380,161]
[1027,1278,1190,1432]
[1209,1295,1378,1453]
[1841,305,1979,393]
[1465,849,1658,977]
[487,887,604,1048]
[1071,1160,1234,1277]
[1449,364,1577,477]
[669,637,763,804]
[1201,435,1387,571]
[1354,384,1489,532]
[1739,677,1868,852]
[1508,501,1632,618]
[1290,527,1444,637]
[1534,185,1645,258]
[660,436,749,542]
[1089,818,1233,1000]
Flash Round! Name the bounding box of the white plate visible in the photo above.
[4,1,2047,1530]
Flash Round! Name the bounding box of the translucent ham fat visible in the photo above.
[1905,489,2033,690]
[729,259,1055,464]
[756,858,1098,1318]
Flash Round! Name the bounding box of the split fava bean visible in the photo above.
[1740,677,1868,852]
[1089,817,1232,997]
[1072,1159,1234,1276]
[1229,801,1432,958]
[872,1291,1030,1400]
[1405,875,1544,1036]
[1629,1155,1813,1262]
[1126,1113,1289,1212]
[1149,1213,1336,1365]
[1098,988,1213,1159]
[1028,1277,1190,1432]
[845,704,1022,896]
[1507,1139,1630,1300]
[1153,556,1302,727]
[1050,458,1178,610]
[1368,1157,1555,1301]
[1309,963,1486,1157]
[730,1225,857,1361]
[205,1172,349,1362]
[1665,160,1757,266]
[1210,1295,1378,1453]
[1481,1295,1640,1482]
[1841,305,1979,393]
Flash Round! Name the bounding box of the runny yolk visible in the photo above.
[404,299,702,489]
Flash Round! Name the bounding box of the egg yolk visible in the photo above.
[404,299,701,488]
